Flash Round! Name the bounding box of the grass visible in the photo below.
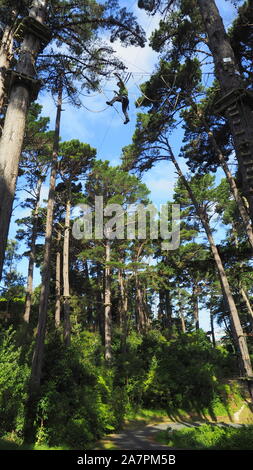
[0,438,70,450]
[125,408,169,423]
[155,424,253,450]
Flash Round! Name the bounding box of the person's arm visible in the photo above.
[118,78,125,87]
[114,73,125,87]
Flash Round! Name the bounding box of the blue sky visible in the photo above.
[6,0,241,336]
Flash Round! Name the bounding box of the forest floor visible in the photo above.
[95,419,245,450]
[95,403,253,450]
[1,401,252,450]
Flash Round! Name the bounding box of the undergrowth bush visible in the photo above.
[119,330,236,416]
[34,331,128,447]
[0,326,243,448]
[0,327,29,437]
[158,424,253,450]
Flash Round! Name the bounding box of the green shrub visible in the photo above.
[138,330,232,413]
[159,424,253,450]
[34,332,124,447]
[0,327,29,436]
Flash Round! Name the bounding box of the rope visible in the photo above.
[97,113,115,157]
[160,75,181,110]
[161,74,177,91]
[82,104,109,113]
[78,81,124,120]
[134,81,160,103]
[96,84,125,122]
[78,61,213,117]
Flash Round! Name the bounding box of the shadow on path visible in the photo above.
[96,419,243,450]
[97,423,171,450]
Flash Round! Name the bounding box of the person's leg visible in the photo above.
[122,97,129,124]
[106,95,121,106]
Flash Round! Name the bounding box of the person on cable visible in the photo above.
[106,73,130,124]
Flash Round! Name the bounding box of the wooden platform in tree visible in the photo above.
[5,69,42,101]
[215,88,253,114]
[14,16,51,47]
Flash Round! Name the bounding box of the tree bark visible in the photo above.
[168,144,253,379]
[165,290,173,331]
[178,292,186,334]
[63,194,71,346]
[196,109,253,251]
[192,282,200,330]
[240,287,253,331]
[30,82,62,394]
[55,227,61,328]
[24,176,43,323]
[104,238,112,361]
[210,311,216,347]
[232,222,253,331]
[179,308,186,334]
[84,261,93,328]
[118,267,129,353]
[0,23,14,112]
[118,268,128,325]
[197,0,253,220]
[0,0,48,280]
[135,273,147,332]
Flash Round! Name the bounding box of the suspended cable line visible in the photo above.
[82,104,109,113]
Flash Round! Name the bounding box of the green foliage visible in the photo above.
[138,330,229,411]
[33,332,127,447]
[158,423,253,450]
[114,329,236,417]
[0,325,247,448]
[0,328,29,436]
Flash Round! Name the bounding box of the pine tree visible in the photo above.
[57,139,96,344]
[138,0,253,219]
[0,0,49,280]
[0,0,146,280]
[15,104,52,323]
[30,78,62,397]
[81,161,150,360]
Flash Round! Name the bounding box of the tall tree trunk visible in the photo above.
[0,22,14,112]
[135,273,146,332]
[0,0,48,280]
[232,222,253,331]
[165,290,173,331]
[55,227,61,328]
[118,268,128,326]
[24,176,43,323]
[158,289,172,330]
[30,82,62,394]
[168,144,253,379]
[95,263,104,339]
[63,194,71,346]
[240,287,253,331]
[118,268,124,328]
[223,315,234,348]
[196,108,253,251]
[104,238,112,361]
[192,281,200,330]
[84,261,93,328]
[178,292,186,334]
[179,308,186,334]
[210,311,216,347]
[197,0,253,220]
[118,267,128,353]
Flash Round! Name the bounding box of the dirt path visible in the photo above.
[96,419,242,450]
[96,421,171,450]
